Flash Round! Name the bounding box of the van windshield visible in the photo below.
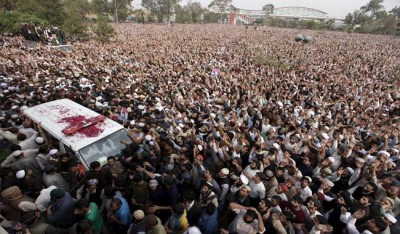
[79,129,132,166]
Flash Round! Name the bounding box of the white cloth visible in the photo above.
[0,130,18,144]
[296,182,312,201]
[249,181,266,200]
[18,128,38,139]
[35,185,57,212]
[228,209,264,234]
[18,132,39,150]
[348,168,361,186]
[340,212,360,234]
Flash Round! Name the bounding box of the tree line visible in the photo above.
[0,0,398,40]
[344,0,399,35]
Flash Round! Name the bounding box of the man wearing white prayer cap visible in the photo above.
[16,170,26,179]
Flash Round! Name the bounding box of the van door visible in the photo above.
[62,143,84,166]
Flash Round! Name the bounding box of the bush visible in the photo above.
[0,12,47,34]
[92,15,114,43]
[62,5,89,40]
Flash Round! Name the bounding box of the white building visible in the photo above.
[271,7,330,20]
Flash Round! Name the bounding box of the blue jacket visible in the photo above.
[197,209,219,234]
[47,192,75,228]
[115,197,132,230]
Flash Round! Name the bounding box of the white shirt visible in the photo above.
[242,165,259,180]
[18,128,38,139]
[18,132,39,150]
[228,209,265,234]
[0,130,18,144]
[296,182,312,201]
[249,181,266,200]
[340,212,360,234]
[1,149,39,168]
[35,185,57,212]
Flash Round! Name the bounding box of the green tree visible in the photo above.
[17,0,66,26]
[0,0,20,12]
[361,0,384,19]
[352,10,370,25]
[93,15,114,42]
[62,0,88,39]
[133,9,146,23]
[305,20,319,29]
[203,10,222,23]
[186,1,204,23]
[389,6,400,18]
[91,0,110,15]
[175,4,191,23]
[37,0,66,25]
[111,0,131,23]
[262,4,274,16]
[208,0,230,24]
[142,0,180,24]
[344,13,353,25]
[0,12,47,33]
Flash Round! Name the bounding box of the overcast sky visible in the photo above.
[133,0,399,19]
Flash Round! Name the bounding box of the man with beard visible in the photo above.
[327,194,349,234]
[371,197,395,217]
[340,208,387,234]
[182,191,202,226]
[384,186,400,217]
[224,202,265,234]
[216,168,230,212]
[330,166,354,194]
[242,160,260,181]
[352,195,373,226]
[221,185,252,229]
[248,172,266,207]
[85,161,109,191]
[351,182,378,201]
[263,170,278,194]
[280,195,308,228]
[199,181,218,208]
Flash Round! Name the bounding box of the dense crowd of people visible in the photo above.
[0,24,399,234]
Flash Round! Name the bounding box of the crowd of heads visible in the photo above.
[0,24,400,234]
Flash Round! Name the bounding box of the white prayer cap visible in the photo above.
[49,149,58,155]
[346,167,354,174]
[240,174,249,185]
[384,213,397,223]
[221,168,229,175]
[35,137,44,144]
[16,170,26,179]
[326,180,334,187]
[378,151,390,157]
[321,132,329,140]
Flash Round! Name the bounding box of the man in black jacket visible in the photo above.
[183,191,202,226]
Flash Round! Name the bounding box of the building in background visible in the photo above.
[271,7,330,21]
[225,6,344,25]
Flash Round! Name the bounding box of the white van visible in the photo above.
[23,99,132,169]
